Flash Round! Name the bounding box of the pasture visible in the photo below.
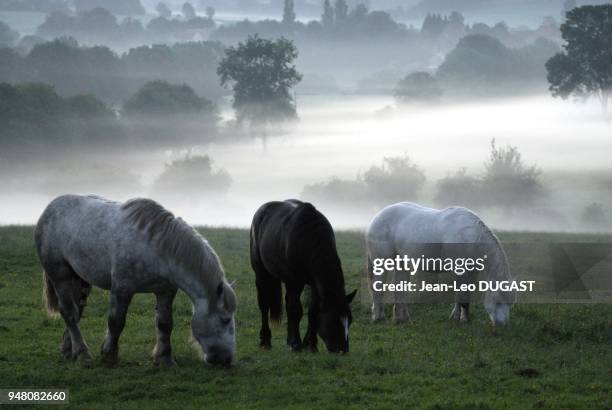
[0,226,611,409]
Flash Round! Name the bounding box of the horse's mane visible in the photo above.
[121,198,235,310]
[457,208,511,281]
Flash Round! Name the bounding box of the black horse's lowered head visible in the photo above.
[317,289,357,353]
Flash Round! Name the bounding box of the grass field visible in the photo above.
[0,226,611,409]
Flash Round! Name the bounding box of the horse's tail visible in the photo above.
[269,278,282,326]
[42,270,60,317]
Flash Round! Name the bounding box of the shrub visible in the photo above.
[152,154,231,198]
[435,168,482,208]
[301,155,425,206]
[481,139,545,208]
[393,72,442,103]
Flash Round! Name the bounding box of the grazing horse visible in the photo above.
[366,202,514,325]
[35,194,236,366]
[250,200,357,353]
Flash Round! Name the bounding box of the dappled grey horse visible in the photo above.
[35,194,236,366]
[366,202,514,325]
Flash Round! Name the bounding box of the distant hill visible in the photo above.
[406,0,611,21]
[74,0,146,16]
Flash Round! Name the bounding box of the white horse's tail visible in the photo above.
[42,270,60,317]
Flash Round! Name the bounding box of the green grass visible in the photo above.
[0,226,611,409]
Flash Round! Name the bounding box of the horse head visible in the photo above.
[191,281,237,365]
[317,289,357,353]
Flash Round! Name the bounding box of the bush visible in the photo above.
[301,155,425,206]
[580,203,608,228]
[363,155,425,204]
[393,72,442,103]
[481,139,544,208]
[434,139,546,211]
[435,168,481,208]
[152,154,231,198]
[301,177,367,204]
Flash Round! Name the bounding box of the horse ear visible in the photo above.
[346,289,357,304]
[217,282,224,297]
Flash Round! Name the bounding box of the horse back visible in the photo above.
[36,195,138,289]
[367,202,493,257]
[251,200,339,283]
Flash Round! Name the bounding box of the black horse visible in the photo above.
[250,199,357,353]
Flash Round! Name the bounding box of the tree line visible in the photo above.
[0,37,225,104]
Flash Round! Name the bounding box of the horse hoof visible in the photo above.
[288,343,302,352]
[393,316,409,324]
[100,351,118,367]
[259,342,271,350]
[302,342,318,352]
[154,356,177,368]
[371,314,386,322]
[74,351,93,365]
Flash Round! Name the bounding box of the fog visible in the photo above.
[1,1,611,232]
[1,93,610,232]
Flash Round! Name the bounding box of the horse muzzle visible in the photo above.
[204,345,233,366]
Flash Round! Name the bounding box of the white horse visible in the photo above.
[366,202,514,325]
[36,195,237,366]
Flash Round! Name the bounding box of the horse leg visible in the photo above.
[254,269,276,349]
[60,277,91,359]
[450,302,470,322]
[393,270,409,323]
[52,273,91,362]
[451,271,471,323]
[152,289,177,367]
[285,283,304,352]
[101,288,133,366]
[60,328,72,359]
[460,303,469,322]
[302,286,319,352]
[368,255,385,322]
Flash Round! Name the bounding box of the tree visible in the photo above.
[0,82,123,151]
[334,0,348,22]
[182,2,196,19]
[449,11,464,25]
[546,5,612,113]
[26,38,125,103]
[217,35,302,132]
[205,6,215,20]
[322,0,334,27]
[0,20,19,46]
[394,72,442,103]
[0,47,22,83]
[283,0,296,25]
[437,34,514,85]
[122,80,214,117]
[74,0,145,16]
[156,2,172,18]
